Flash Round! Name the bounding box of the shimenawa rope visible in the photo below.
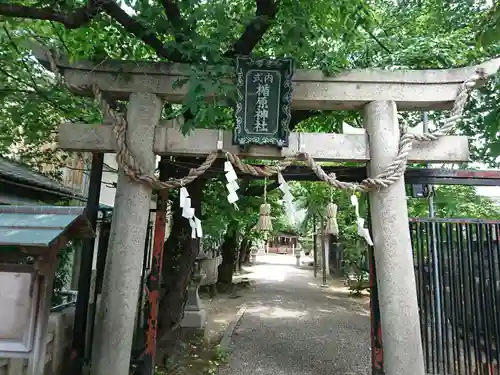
[300,68,487,192]
[47,51,218,191]
[46,49,490,192]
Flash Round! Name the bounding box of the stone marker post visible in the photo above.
[364,101,425,375]
[92,92,163,375]
[294,244,301,266]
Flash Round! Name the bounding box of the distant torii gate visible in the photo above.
[34,45,499,375]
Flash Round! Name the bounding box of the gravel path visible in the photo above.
[219,254,371,375]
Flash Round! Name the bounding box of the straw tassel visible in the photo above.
[255,177,272,232]
[324,202,338,235]
[255,203,273,232]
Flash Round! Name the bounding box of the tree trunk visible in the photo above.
[243,240,252,264]
[236,237,247,272]
[217,220,239,284]
[157,178,205,355]
[238,237,252,269]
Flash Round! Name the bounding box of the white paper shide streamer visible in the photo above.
[350,194,373,246]
[179,186,203,239]
[278,173,294,213]
[224,161,239,209]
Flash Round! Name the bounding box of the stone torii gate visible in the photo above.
[34,46,499,375]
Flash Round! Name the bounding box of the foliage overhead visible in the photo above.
[407,184,500,219]
[295,181,500,246]
[1,0,498,255]
[477,0,500,48]
[0,0,498,168]
[201,177,288,249]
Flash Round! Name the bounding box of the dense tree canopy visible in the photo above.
[0,0,499,168]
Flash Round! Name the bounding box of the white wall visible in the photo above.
[98,154,119,208]
[98,153,161,208]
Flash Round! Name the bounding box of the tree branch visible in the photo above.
[225,0,278,57]
[0,2,102,29]
[1,26,88,122]
[160,0,192,40]
[100,1,187,62]
[0,1,188,62]
[363,27,392,54]
[0,66,87,122]
[159,0,201,64]
[50,21,71,54]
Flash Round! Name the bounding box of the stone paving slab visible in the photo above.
[219,255,371,375]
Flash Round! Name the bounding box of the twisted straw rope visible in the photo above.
[304,69,487,192]
[47,49,491,193]
[47,51,217,191]
[227,68,490,192]
[91,85,218,190]
[224,152,293,176]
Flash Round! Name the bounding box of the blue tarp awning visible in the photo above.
[0,206,93,248]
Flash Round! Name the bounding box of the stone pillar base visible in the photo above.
[181,309,207,329]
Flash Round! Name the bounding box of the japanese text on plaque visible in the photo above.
[245,70,281,135]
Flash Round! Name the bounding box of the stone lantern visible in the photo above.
[250,246,259,264]
[180,253,207,329]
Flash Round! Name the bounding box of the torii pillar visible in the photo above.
[91,92,163,375]
[364,101,425,375]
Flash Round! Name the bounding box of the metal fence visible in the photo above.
[51,290,78,312]
[410,218,500,375]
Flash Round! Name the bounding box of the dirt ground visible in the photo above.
[155,258,370,375]
[155,277,254,375]
[218,255,371,375]
[202,279,254,345]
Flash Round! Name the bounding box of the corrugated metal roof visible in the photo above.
[0,206,92,248]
